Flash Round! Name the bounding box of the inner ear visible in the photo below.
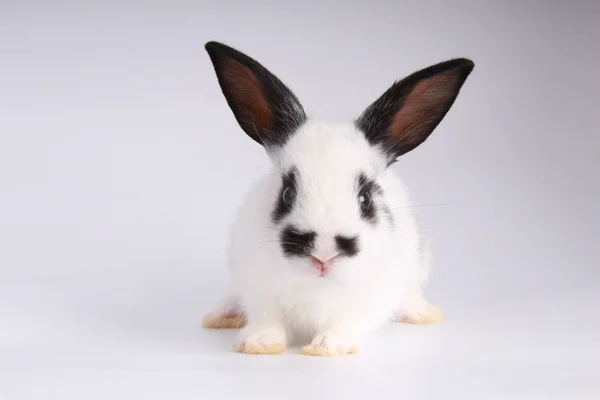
[205,41,307,149]
[219,57,274,136]
[390,70,462,149]
[356,58,474,164]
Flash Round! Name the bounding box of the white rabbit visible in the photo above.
[201,41,474,356]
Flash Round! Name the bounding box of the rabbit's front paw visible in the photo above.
[300,331,358,357]
[233,325,286,355]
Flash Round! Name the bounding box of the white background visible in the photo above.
[1,1,598,399]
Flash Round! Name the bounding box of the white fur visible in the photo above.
[217,119,432,354]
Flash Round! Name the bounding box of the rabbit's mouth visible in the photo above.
[310,255,339,277]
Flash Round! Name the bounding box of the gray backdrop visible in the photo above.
[1,1,598,399]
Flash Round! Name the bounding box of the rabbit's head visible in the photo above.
[205,41,473,281]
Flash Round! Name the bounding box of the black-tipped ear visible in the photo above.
[204,41,307,148]
[356,58,474,164]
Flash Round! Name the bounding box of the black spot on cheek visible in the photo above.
[280,224,316,258]
[335,235,359,257]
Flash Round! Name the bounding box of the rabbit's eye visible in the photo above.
[358,191,371,213]
[282,186,296,205]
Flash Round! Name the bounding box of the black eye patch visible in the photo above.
[357,173,383,224]
[280,224,316,258]
[271,167,298,224]
[358,173,383,196]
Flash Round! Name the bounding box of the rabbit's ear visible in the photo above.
[356,58,474,164]
[205,41,306,149]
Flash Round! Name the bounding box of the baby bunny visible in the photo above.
[201,41,473,356]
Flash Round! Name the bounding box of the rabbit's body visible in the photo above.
[227,121,429,348]
[200,41,473,356]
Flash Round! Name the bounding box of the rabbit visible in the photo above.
[200,41,474,356]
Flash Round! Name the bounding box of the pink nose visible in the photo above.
[311,256,338,276]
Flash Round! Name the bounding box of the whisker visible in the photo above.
[388,203,448,211]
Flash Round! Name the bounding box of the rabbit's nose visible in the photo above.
[310,255,338,276]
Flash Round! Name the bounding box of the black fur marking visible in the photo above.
[271,167,298,224]
[355,58,474,165]
[205,41,306,149]
[358,173,383,196]
[280,224,316,258]
[381,204,395,227]
[335,235,359,257]
[357,173,381,224]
